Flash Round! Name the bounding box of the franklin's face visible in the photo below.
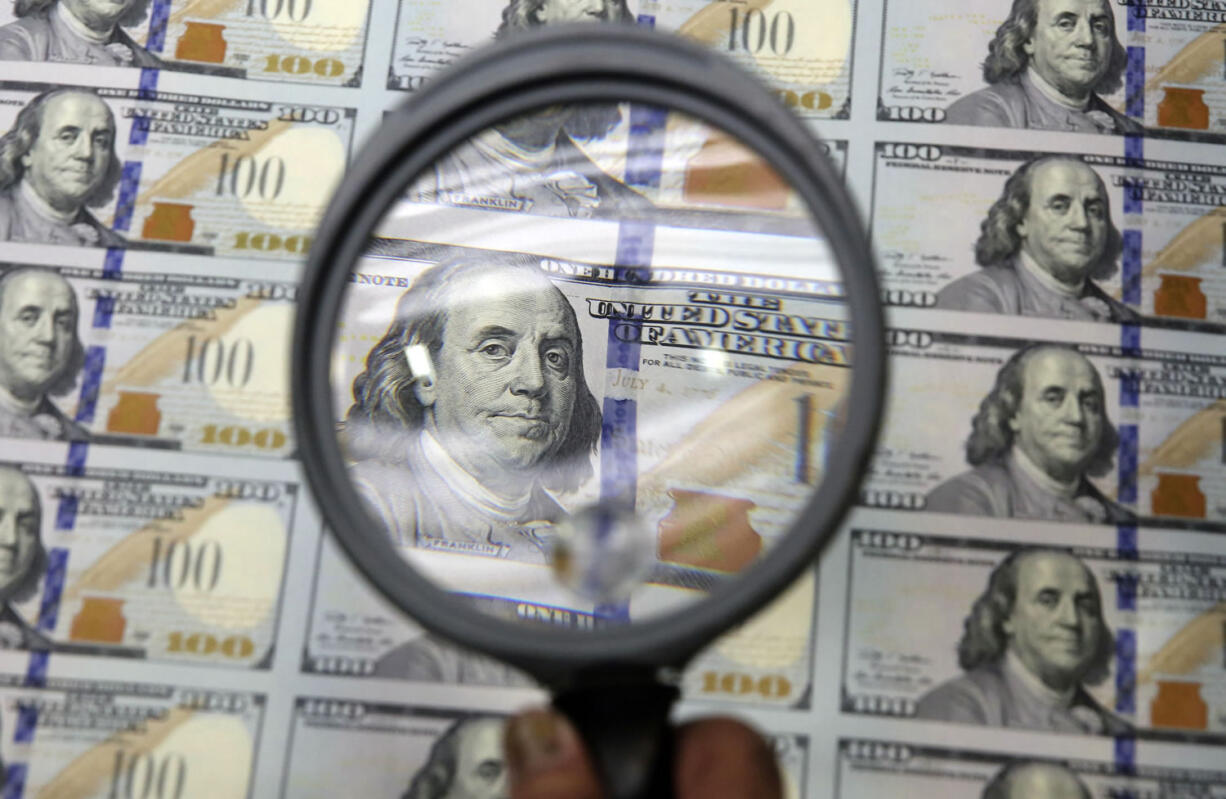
[0,469,39,596]
[1004,552,1104,691]
[1010,348,1104,483]
[992,763,1089,799]
[1024,0,1115,98]
[1018,160,1110,286]
[22,93,115,212]
[443,720,509,799]
[61,0,140,28]
[0,271,78,401]
[534,0,616,24]
[423,269,579,488]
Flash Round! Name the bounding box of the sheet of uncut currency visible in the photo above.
[0,0,1222,796]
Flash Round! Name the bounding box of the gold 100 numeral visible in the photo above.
[264,54,345,78]
[233,231,312,254]
[167,631,255,659]
[201,424,288,450]
[700,671,793,700]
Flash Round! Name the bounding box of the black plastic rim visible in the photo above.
[293,24,885,684]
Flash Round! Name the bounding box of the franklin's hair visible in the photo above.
[965,343,1118,476]
[981,762,1091,799]
[982,0,1127,94]
[346,253,602,493]
[14,0,153,27]
[975,156,1123,281]
[497,0,632,34]
[0,468,48,607]
[495,0,633,139]
[0,267,85,397]
[0,89,121,206]
[402,717,496,799]
[957,548,1114,685]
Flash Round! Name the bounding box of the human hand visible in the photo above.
[504,708,783,799]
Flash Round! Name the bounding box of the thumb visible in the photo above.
[505,709,604,799]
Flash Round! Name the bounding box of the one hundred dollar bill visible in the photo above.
[389,0,855,120]
[334,225,847,623]
[0,0,372,86]
[872,143,1226,328]
[842,526,1226,740]
[836,737,1226,797]
[877,0,1225,140]
[304,533,816,709]
[863,328,1226,527]
[0,674,262,799]
[0,260,296,457]
[0,444,296,668]
[387,98,843,227]
[0,80,353,259]
[283,696,809,797]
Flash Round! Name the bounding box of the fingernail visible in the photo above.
[506,710,579,777]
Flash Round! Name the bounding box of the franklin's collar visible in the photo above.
[1010,446,1080,500]
[1018,249,1085,298]
[1025,67,1091,111]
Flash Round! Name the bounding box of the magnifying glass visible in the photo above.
[294,25,883,799]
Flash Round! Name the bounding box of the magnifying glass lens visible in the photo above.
[328,101,852,631]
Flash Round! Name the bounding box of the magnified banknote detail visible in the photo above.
[329,98,851,628]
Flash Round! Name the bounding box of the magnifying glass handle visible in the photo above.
[553,677,679,799]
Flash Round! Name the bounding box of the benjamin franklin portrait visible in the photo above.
[0,467,52,651]
[936,156,1138,323]
[0,267,88,441]
[0,0,164,68]
[917,547,1130,735]
[403,717,508,799]
[925,344,1133,524]
[945,0,1141,135]
[345,254,601,563]
[0,89,125,248]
